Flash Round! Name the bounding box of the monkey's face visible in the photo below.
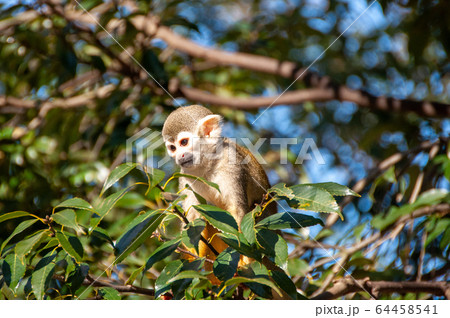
[163,113,223,172]
[165,131,196,169]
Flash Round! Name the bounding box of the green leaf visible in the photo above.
[168,270,210,283]
[100,163,138,196]
[66,263,89,295]
[219,233,261,260]
[255,212,324,230]
[55,198,95,213]
[213,247,240,281]
[0,211,33,223]
[15,230,49,257]
[1,218,38,255]
[2,254,26,291]
[99,287,121,300]
[302,182,360,197]
[426,219,450,247]
[224,276,282,297]
[173,173,220,193]
[372,189,449,230]
[181,218,205,254]
[241,209,257,245]
[194,205,239,236]
[91,227,114,247]
[147,168,166,189]
[126,266,144,285]
[52,209,83,233]
[31,253,57,300]
[114,211,164,264]
[270,270,298,300]
[171,259,205,299]
[256,229,288,267]
[270,184,342,219]
[155,260,184,298]
[144,239,182,271]
[55,231,84,263]
[90,186,134,233]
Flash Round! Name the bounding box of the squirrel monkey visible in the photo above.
[162,105,277,264]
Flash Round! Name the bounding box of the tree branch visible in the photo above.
[131,15,450,117]
[53,274,155,297]
[312,277,450,300]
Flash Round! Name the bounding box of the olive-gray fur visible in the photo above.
[162,105,213,141]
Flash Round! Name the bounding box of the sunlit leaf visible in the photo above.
[144,239,182,271]
[255,212,324,230]
[99,287,121,300]
[2,254,26,291]
[15,230,49,257]
[213,247,240,281]
[100,163,138,196]
[52,209,83,233]
[31,252,57,300]
[0,218,38,255]
[194,205,239,236]
[114,211,164,264]
[55,231,84,263]
[0,211,33,223]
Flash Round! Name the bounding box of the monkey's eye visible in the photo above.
[169,145,176,152]
[180,138,189,146]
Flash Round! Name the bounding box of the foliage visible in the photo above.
[0,164,354,299]
[0,0,449,300]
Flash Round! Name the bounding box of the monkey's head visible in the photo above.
[162,105,223,170]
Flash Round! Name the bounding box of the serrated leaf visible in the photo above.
[31,253,57,300]
[270,184,342,219]
[168,270,210,283]
[99,287,121,300]
[55,198,95,213]
[171,259,205,299]
[52,209,83,233]
[173,173,220,193]
[256,229,288,267]
[303,182,360,197]
[90,186,134,233]
[144,239,181,271]
[2,254,26,291]
[255,212,324,230]
[219,233,261,260]
[268,183,295,199]
[66,263,89,295]
[181,218,205,254]
[91,227,114,247]
[0,211,33,223]
[126,266,144,285]
[270,270,297,300]
[213,247,240,281]
[224,276,282,297]
[15,230,49,257]
[114,211,164,264]
[194,205,239,236]
[147,168,165,189]
[1,218,38,255]
[155,260,184,298]
[56,231,84,263]
[241,210,257,245]
[100,163,138,196]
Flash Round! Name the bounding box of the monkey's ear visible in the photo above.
[196,115,222,137]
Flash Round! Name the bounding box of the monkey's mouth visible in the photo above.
[179,158,194,167]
